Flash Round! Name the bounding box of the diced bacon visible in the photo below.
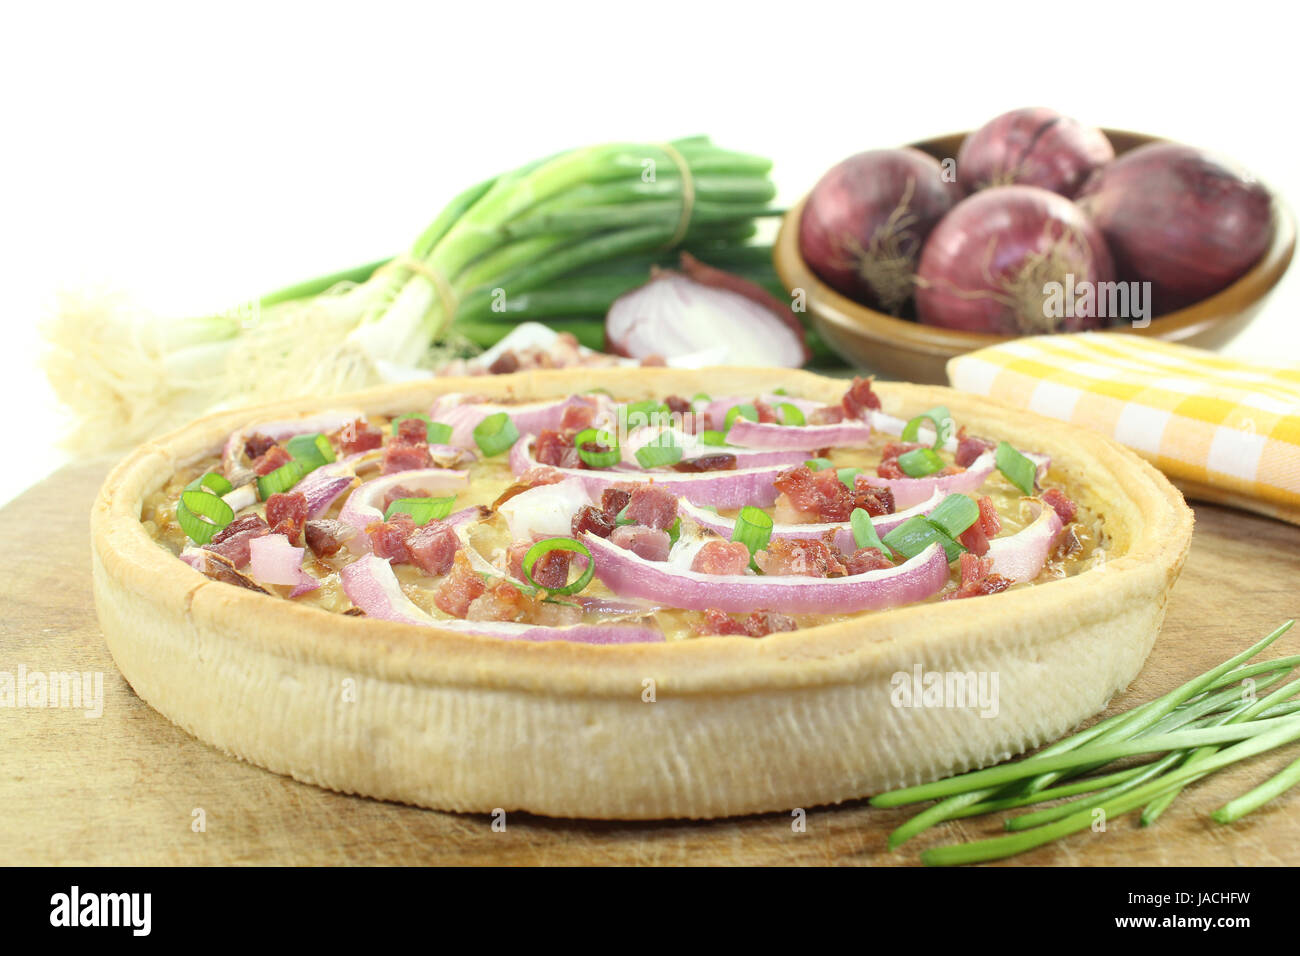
[809,405,845,425]
[977,495,1002,537]
[265,491,308,545]
[559,396,598,433]
[697,608,797,637]
[844,547,895,575]
[533,429,581,468]
[672,453,737,472]
[664,395,692,417]
[405,519,460,576]
[382,485,433,511]
[851,481,895,517]
[754,399,779,424]
[754,538,846,578]
[366,513,416,564]
[204,514,270,569]
[1042,488,1078,525]
[945,552,1014,601]
[774,465,854,522]
[466,580,531,623]
[243,433,276,461]
[955,427,996,468]
[382,441,433,475]
[600,487,632,519]
[304,519,350,558]
[395,417,428,444]
[841,376,881,419]
[434,552,488,618]
[252,444,293,477]
[876,458,906,480]
[958,521,990,556]
[571,504,616,539]
[623,484,678,531]
[610,525,672,562]
[335,419,384,455]
[508,540,574,589]
[690,540,752,575]
[487,351,520,375]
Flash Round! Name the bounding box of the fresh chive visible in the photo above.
[836,467,861,489]
[927,494,979,538]
[897,447,946,478]
[474,412,520,457]
[1213,754,1300,824]
[521,538,595,595]
[635,433,683,469]
[573,427,620,468]
[620,401,669,430]
[391,412,452,445]
[667,516,682,546]
[723,403,758,430]
[700,430,728,446]
[177,489,235,544]
[777,402,806,426]
[730,506,773,558]
[881,515,964,563]
[849,508,893,559]
[384,495,456,525]
[285,433,335,470]
[901,405,953,449]
[256,459,307,498]
[185,472,233,497]
[804,457,833,471]
[615,505,634,526]
[995,441,1037,496]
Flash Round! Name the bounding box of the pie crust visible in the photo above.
[91,368,1194,819]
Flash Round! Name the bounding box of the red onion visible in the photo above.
[294,468,357,518]
[338,468,470,538]
[339,555,663,644]
[248,533,319,596]
[701,394,826,431]
[496,478,591,540]
[725,418,873,450]
[622,425,811,470]
[986,501,1063,583]
[915,185,1116,335]
[1077,142,1274,314]
[221,409,363,476]
[428,393,613,450]
[798,148,958,313]
[678,488,946,554]
[957,107,1113,198]
[863,451,997,509]
[583,532,950,614]
[605,253,808,366]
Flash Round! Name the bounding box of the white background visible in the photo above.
[3,0,1298,506]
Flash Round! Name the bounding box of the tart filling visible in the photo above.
[145,378,1104,643]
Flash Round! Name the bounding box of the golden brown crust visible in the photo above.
[91,368,1193,818]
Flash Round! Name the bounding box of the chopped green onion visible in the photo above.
[772,387,788,396]
[730,506,773,557]
[615,505,634,526]
[897,447,946,478]
[619,401,669,429]
[927,494,979,538]
[521,538,595,595]
[667,516,682,546]
[384,495,456,525]
[901,405,954,448]
[285,433,335,470]
[882,515,965,563]
[392,413,452,445]
[995,441,1037,496]
[573,427,620,468]
[177,489,235,544]
[777,402,805,426]
[185,472,232,497]
[691,392,711,409]
[634,433,682,469]
[700,430,728,446]
[804,457,833,471]
[474,412,520,457]
[723,403,758,430]
[836,467,860,489]
[850,508,893,558]
[256,459,307,498]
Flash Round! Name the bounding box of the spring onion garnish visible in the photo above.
[700,430,728,446]
[667,516,682,546]
[881,515,965,563]
[926,494,979,539]
[692,392,711,413]
[850,508,893,558]
[730,505,773,558]
[185,472,233,496]
[573,427,620,468]
[837,467,861,489]
[521,538,595,595]
[777,402,806,426]
[391,413,453,445]
[635,433,683,469]
[473,412,520,457]
[384,495,456,525]
[901,405,953,449]
[897,447,945,478]
[868,621,1300,866]
[723,403,758,431]
[285,433,336,470]
[177,489,235,544]
[615,505,634,526]
[995,441,1037,496]
[256,459,308,499]
[804,457,833,471]
[620,401,669,429]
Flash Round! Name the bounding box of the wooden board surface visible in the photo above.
[2,459,1299,866]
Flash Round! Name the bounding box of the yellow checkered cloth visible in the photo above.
[947,332,1300,525]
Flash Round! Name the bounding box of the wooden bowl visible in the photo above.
[775,129,1297,383]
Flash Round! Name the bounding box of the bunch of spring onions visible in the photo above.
[875,621,1300,865]
[44,136,782,453]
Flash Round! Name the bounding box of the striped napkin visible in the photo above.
[947,333,1300,525]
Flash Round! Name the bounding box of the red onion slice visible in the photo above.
[339,555,663,644]
[293,468,358,519]
[511,434,785,508]
[701,394,829,430]
[622,425,810,470]
[986,501,1064,583]
[678,488,945,554]
[338,468,470,539]
[583,532,949,614]
[725,418,872,450]
[429,393,613,450]
[867,451,997,509]
[221,409,364,475]
[248,533,319,596]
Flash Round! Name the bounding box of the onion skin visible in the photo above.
[957,107,1113,198]
[915,185,1116,335]
[798,148,958,314]
[1077,142,1274,314]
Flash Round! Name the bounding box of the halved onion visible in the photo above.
[248,533,319,596]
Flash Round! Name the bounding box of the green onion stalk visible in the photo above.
[43,137,784,453]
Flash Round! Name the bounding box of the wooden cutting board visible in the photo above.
[2,459,1298,866]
